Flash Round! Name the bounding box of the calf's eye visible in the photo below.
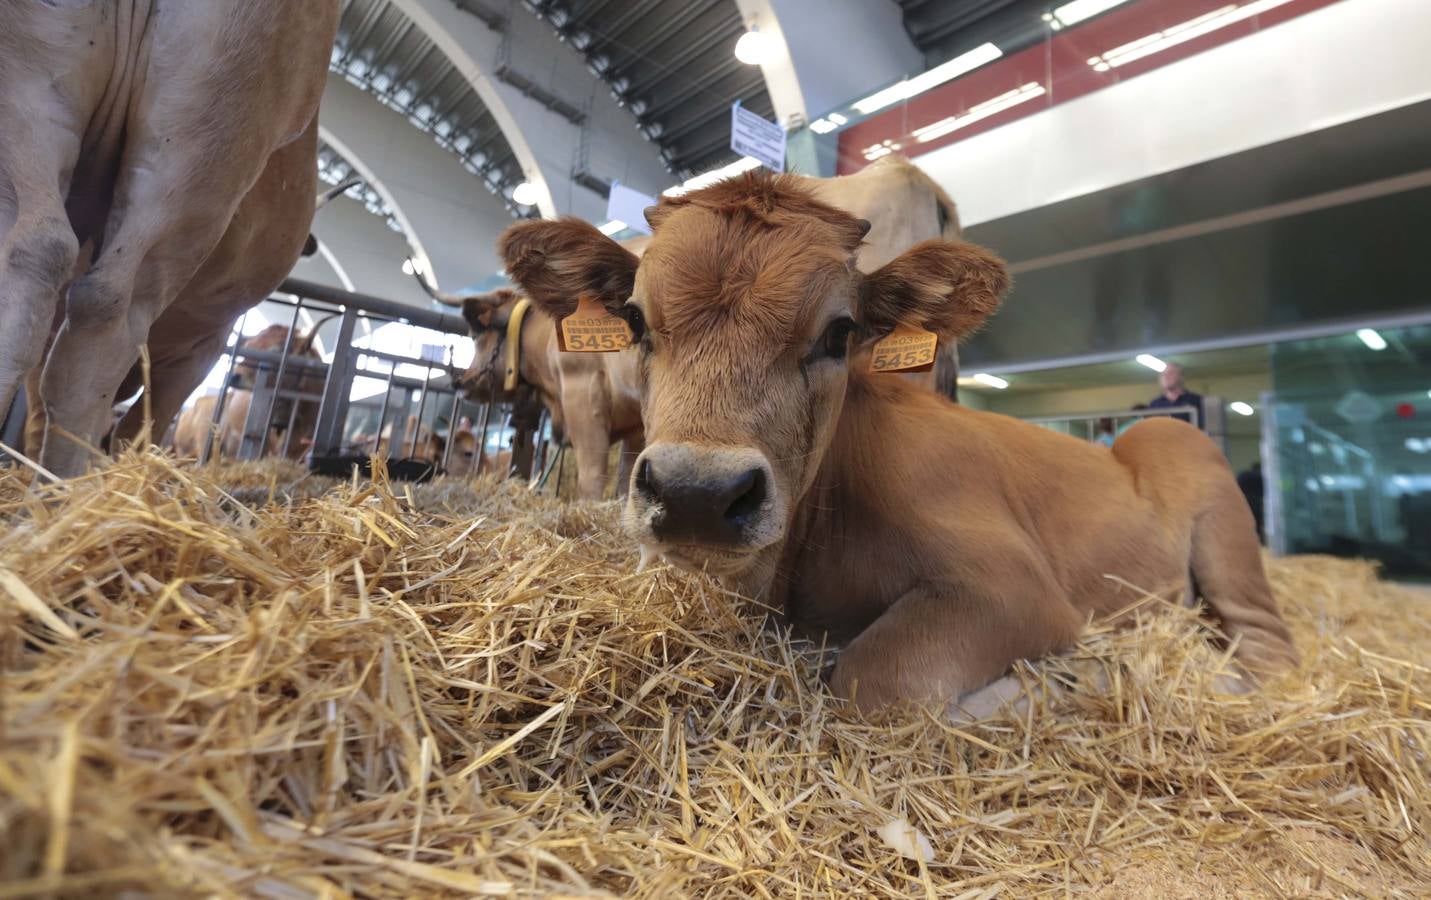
[616,304,647,342]
[818,317,858,360]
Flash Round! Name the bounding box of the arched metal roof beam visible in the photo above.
[390,0,671,223]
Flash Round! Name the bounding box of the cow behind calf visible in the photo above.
[415,277,645,502]
[499,171,1298,715]
[169,325,325,461]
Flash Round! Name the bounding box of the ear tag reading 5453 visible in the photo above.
[869,322,937,374]
[560,295,632,352]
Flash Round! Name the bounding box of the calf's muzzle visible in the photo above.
[631,443,774,548]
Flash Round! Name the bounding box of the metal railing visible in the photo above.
[211,277,557,481]
[1021,404,1203,439]
[0,277,556,482]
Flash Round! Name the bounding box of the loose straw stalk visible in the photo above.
[1,449,1427,898]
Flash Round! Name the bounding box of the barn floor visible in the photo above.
[1,452,1428,898]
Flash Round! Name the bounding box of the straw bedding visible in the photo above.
[1,451,1427,898]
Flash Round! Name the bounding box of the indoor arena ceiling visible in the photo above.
[523,0,774,179]
[330,0,529,217]
[898,0,1058,68]
[327,0,1080,205]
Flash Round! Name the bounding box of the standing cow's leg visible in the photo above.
[0,116,82,439]
[112,333,226,452]
[39,127,311,476]
[828,541,1084,714]
[561,376,615,501]
[21,369,47,459]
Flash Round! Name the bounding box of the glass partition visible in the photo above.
[1264,325,1431,577]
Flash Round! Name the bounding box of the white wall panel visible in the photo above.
[915,0,1431,226]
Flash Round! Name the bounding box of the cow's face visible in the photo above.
[452,289,522,402]
[500,173,1006,579]
[441,430,479,476]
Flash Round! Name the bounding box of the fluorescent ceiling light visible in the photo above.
[1135,353,1167,372]
[972,373,1009,389]
[1229,401,1255,416]
[851,43,1002,115]
[1087,0,1294,72]
[809,118,839,134]
[1356,328,1387,351]
[663,156,763,197]
[734,30,771,66]
[860,138,904,162]
[1046,0,1134,30]
[912,82,1046,143]
[598,219,627,236]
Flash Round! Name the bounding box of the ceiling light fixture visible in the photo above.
[851,42,1002,115]
[1135,353,1167,372]
[1356,328,1388,351]
[1044,0,1134,31]
[734,30,771,66]
[598,220,627,236]
[511,181,540,206]
[972,373,1010,389]
[1086,0,1294,72]
[912,82,1046,143]
[1229,401,1255,416]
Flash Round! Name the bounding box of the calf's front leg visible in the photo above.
[828,570,1083,716]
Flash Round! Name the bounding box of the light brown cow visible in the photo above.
[360,417,480,477]
[0,1,339,477]
[170,325,325,461]
[172,393,257,461]
[415,277,645,502]
[498,171,1298,715]
[421,156,961,500]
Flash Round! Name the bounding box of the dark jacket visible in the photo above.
[1148,390,1204,427]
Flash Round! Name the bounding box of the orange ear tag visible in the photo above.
[868,322,938,373]
[559,295,632,352]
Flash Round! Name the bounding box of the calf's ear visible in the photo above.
[499,218,639,319]
[858,239,1009,342]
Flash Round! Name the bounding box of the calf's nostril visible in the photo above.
[635,457,656,500]
[722,467,766,524]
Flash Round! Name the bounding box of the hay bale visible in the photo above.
[1,451,1427,897]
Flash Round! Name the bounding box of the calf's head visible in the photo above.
[500,172,1007,578]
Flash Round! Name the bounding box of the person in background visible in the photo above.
[1148,362,1205,427]
[1092,418,1116,448]
[1116,404,1148,438]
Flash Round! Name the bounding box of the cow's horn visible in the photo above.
[409,264,468,307]
[315,177,364,212]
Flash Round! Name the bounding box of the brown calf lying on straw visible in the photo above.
[500,169,1299,714]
